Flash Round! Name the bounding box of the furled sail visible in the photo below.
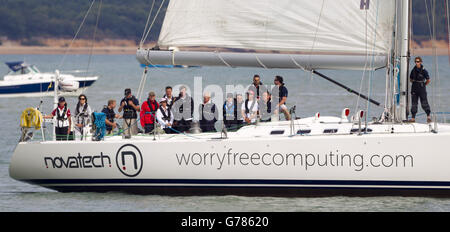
[138,0,396,70]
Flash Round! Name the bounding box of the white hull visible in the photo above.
[9,120,450,197]
[1,64,98,98]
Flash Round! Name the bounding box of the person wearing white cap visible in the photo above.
[156,97,174,134]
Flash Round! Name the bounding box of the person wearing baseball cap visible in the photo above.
[118,88,140,138]
[44,96,72,141]
[140,91,159,134]
[156,97,174,134]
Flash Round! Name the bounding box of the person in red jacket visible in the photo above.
[140,91,159,134]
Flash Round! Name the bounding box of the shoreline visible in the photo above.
[0,46,138,55]
[0,46,448,56]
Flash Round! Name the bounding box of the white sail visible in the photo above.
[158,0,396,56]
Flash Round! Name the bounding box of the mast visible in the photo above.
[53,70,60,141]
[398,0,411,121]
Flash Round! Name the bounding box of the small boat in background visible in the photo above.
[0,61,98,98]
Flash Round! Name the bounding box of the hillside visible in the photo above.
[0,0,167,42]
[0,0,448,46]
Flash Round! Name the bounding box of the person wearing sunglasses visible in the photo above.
[74,94,92,140]
[409,57,431,123]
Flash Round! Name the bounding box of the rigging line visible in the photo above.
[353,8,370,117]
[307,0,326,69]
[142,0,167,46]
[216,52,233,68]
[140,0,156,48]
[424,0,434,41]
[137,67,149,104]
[255,55,268,69]
[58,0,97,69]
[431,0,443,123]
[289,55,307,72]
[365,0,382,129]
[85,0,103,90]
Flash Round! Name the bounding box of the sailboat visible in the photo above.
[9,0,450,197]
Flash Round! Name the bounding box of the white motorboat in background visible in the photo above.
[0,61,98,97]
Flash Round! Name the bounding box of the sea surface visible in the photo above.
[1,54,450,212]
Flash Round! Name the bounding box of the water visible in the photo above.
[1,54,450,212]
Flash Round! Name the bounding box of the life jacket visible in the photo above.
[159,106,171,121]
[244,99,257,114]
[200,103,217,122]
[102,106,115,123]
[141,99,159,126]
[223,99,237,120]
[75,103,89,125]
[174,95,193,117]
[163,95,175,109]
[147,99,158,114]
[55,105,69,128]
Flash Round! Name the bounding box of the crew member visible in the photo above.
[249,74,266,100]
[163,86,175,109]
[44,97,72,141]
[410,56,432,123]
[242,90,259,124]
[140,91,159,134]
[235,93,244,128]
[102,99,122,135]
[172,86,194,132]
[156,98,174,134]
[118,88,140,138]
[199,92,218,132]
[259,91,272,122]
[272,75,291,120]
[74,94,92,141]
[223,93,238,130]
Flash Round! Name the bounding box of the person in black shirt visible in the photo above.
[118,88,140,137]
[249,74,267,100]
[102,99,122,135]
[410,57,432,123]
[272,76,291,120]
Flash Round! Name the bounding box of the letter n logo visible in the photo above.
[360,0,370,10]
[115,144,143,177]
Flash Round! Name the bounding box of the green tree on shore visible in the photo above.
[0,0,447,43]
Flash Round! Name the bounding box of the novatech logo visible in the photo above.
[44,152,112,169]
[115,144,143,177]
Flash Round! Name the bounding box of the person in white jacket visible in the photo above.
[156,98,174,134]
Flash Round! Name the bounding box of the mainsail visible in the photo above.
[138,0,396,70]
